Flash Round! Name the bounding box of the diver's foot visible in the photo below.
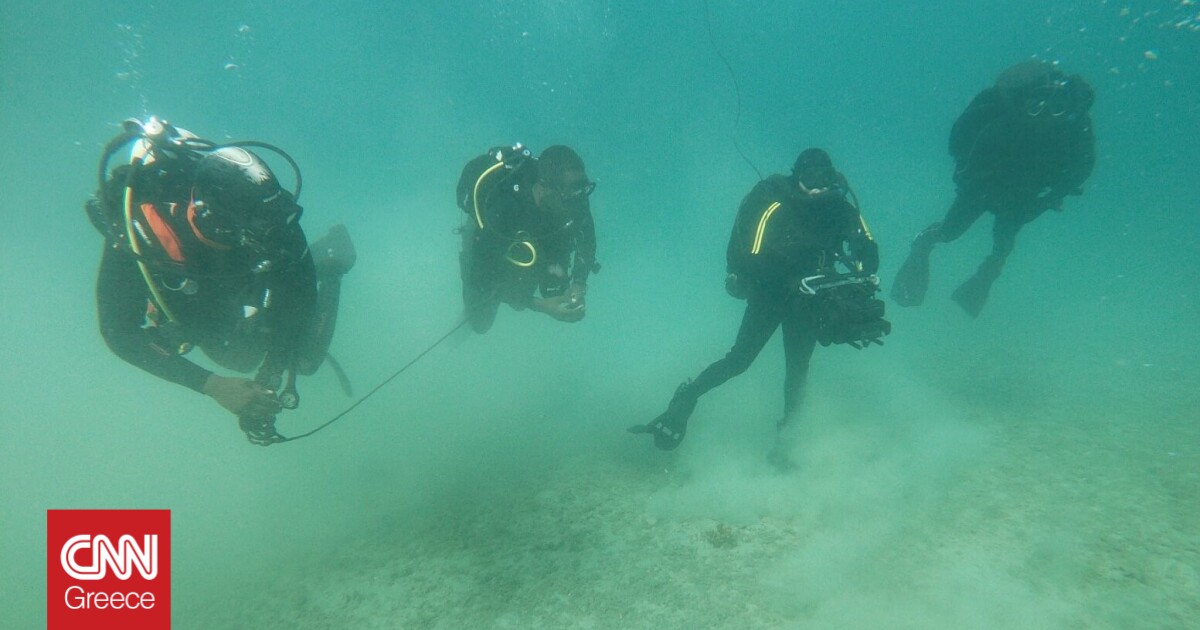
[951,274,993,318]
[628,381,697,451]
[768,417,798,471]
[465,298,500,334]
[891,246,932,307]
[311,224,357,277]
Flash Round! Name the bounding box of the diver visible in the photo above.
[891,60,1096,317]
[629,149,886,454]
[88,117,356,445]
[455,143,598,333]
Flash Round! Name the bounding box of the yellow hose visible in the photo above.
[472,161,505,230]
[123,146,177,323]
[505,240,537,267]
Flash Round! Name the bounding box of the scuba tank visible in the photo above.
[88,117,205,244]
[89,116,306,325]
[90,116,304,248]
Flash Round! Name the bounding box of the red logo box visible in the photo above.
[48,509,171,630]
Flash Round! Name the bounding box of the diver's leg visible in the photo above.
[951,208,1028,318]
[295,274,343,375]
[632,291,785,450]
[688,291,786,399]
[778,311,819,426]
[766,301,819,470]
[461,227,501,333]
[933,191,989,243]
[892,193,986,307]
[296,225,357,374]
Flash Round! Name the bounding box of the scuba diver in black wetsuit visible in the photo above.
[455,143,599,333]
[88,117,356,445]
[892,60,1096,317]
[630,149,889,454]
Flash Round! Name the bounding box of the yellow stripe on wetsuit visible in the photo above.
[750,202,782,255]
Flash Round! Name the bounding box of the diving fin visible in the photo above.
[311,224,357,278]
[628,381,697,451]
[892,225,942,307]
[951,273,993,318]
[891,245,932,307]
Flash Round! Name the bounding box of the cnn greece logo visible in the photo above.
[48,509,171,629]
[61,533,158,580]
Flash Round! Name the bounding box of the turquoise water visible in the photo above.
[2,1,1197,627]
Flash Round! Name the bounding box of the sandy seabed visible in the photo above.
[184,367,1199,630]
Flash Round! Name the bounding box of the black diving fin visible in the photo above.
[891,244,932,307]
[628,381,697,451]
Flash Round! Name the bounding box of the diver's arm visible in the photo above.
[848,231,880,275]
[725,216,746,276]
[726,183,771,276]
[846,204,880,275]
[570,209,597,286]
[724,183,778,298]
[96,245,212,393]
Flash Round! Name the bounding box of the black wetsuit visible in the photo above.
[683,174,878,419]
[95,180,327,395]
[459,158,597,333]
[936,86,1096,260]
[891,64,1096,317]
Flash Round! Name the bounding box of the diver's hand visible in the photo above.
[566,283,587,312]
[550,293,587,322]
[534,294,586,322]
[202,374,282,417]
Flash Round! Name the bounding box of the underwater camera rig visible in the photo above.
[798,273,892,349]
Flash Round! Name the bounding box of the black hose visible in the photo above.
[97,130,141,190]
[274,318,469,442]
[225,140,303,201]
[703,0,762,180]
